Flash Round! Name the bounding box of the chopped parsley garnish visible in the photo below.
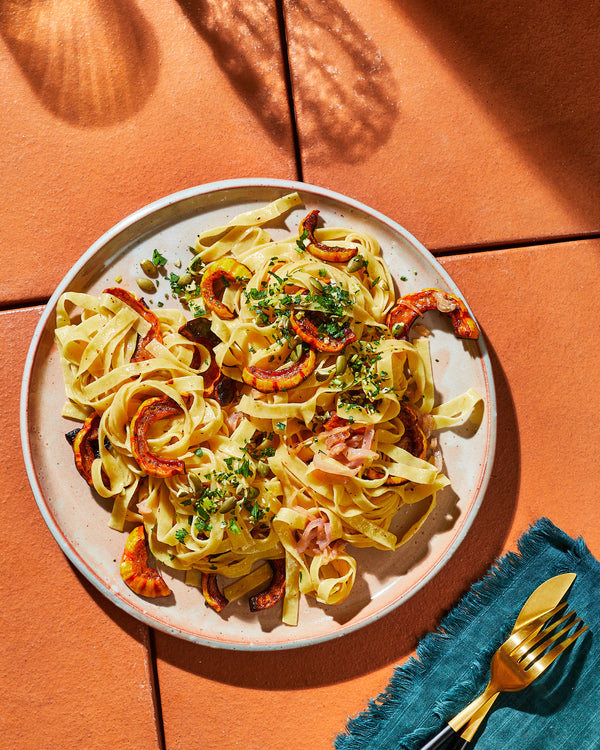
[190,301,206,318]
[169,272,185,294]
[295,229,309,253]
[251,444,275,459]
[249,501,266,522]
[243,269,354,337]
[223,456,253,478]
[311,282,353,316]
[334,341,392,409]
[152,249,168,267]
[194,487,223,515]
[175,528,188,543]
[268,269,284,284]
[194,517,212,533]
[316,317,350,341]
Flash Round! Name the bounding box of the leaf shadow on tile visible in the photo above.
[176,0,294,146]
[396,0,600,231]
[0,0,159,127]
[283,0,400,165]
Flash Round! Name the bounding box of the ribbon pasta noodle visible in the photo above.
[56,194,482,626]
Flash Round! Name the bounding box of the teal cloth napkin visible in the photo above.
[335,518,598,750]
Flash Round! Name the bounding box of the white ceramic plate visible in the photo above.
[21,179,496,650]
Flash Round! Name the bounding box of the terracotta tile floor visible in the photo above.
[284,0,600,250]
[0,0,297,307]
[4,1,600,748]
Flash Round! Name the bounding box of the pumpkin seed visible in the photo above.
[136,277,156,294]
[289,343,303,363]
[140,259,158,278]
[315,367,333,382]
[347,254,365,273]
[309,277,324,292]
[246,486,260,499]
[189,473,203,494]
[335,354,348,375]
[391,322,405,337]
[256,460,270,478]
[178,271,192,287]
[219,496,237,514]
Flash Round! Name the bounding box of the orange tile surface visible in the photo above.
[440,239,600,557]
[284,0,600,250]
[2,307,161,749]
[154,238,600,749]
[6,2,600,749]
[0,0,297,307]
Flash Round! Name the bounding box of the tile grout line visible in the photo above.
[0,298,48,313]
[435,230,600,257]
[275,0,304,182]
[3,231,600,314]
[148,628,167,750]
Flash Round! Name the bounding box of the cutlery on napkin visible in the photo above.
[419,572,577,749]
[335,519,596,750]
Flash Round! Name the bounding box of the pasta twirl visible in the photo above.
[56,194,483,626]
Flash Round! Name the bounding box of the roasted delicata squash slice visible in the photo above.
[249,559,286,611]
[130,396,186,477]
[289,310,356,353]
[200,257,251,319]
[120,525,171,597]
[201,573,228,613]
[242,346,316,393]
[387,288,479,340]
[70,411,102,485]
[104,286,163,361]
[299,210,358,262]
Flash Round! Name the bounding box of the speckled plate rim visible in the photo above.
[20,178,497,650]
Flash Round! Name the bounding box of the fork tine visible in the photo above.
[520,615,582,668]
[538,622,588,664]
[503,603,565,654]
[513,610,577,659]
[525,622,588,677]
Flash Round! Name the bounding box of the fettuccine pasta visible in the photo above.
[56,193,482,625]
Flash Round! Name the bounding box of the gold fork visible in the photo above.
[419,604,588,750]
[450,603,587,729]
